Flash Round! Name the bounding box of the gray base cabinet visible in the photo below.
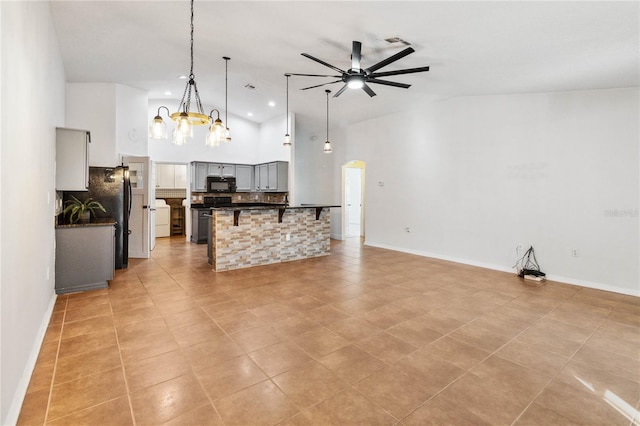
[191,208,210,244]
[55,224,115,294]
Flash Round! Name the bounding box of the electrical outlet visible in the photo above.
[286,233,291,241]
[571,248,579,257]
[404,227,411,233]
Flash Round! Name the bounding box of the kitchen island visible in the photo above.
[209,204,339,271]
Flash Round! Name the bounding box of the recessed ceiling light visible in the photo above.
[268,101,276,107]
[178,75,187,80]
[247,112,253,117]
[164,91,172,96]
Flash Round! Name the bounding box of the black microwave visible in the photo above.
[206,176,236,193]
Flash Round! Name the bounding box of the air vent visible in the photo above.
[384,37,411,46]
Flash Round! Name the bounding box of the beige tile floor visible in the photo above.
[18,237,640,425]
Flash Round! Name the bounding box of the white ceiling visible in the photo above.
[50,1,639,129]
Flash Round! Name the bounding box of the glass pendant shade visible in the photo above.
[323,140,332,153]
[283,133,291,146]
[206,118,225,147]
[172,129,188,146]
[150,116,167,139]
[177,112,193,135]
[225,128,231,143]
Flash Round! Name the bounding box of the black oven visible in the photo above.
[206,176,236,193]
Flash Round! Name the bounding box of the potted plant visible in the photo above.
[63,196,106,224]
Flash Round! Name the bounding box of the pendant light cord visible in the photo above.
[286,74,290,131]
[326,90,330,141]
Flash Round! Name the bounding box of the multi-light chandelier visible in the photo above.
[149,0,231,147]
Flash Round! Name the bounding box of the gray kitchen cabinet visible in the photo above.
[56,127,90,191]
[55,224,115,294]
[235,165,253,191]
[254,165,261,191]
[191,162,208,191]
[191,208,210,243]
[207,163,235,177]
[255,161,288,192]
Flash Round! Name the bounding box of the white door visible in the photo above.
[345,167,362,237]
[123,156,153,258]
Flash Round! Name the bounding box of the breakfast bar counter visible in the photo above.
[209,204,339,271]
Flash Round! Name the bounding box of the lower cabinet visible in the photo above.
[55,224,115,294]
[191,208,210,244]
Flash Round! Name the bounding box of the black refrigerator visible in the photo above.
[63,166,130,269]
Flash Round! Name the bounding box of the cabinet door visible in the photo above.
[221,164,236,177]
[56,128,90,191]
[254,165,261,190]
[174,164,187,188]
[267,163,278,191]
[192,162,208,191]
[259,164,269,191]
[208,163,222,177]
[235,165,252,191]
[156,164,174,188]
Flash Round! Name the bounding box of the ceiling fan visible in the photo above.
[289,40,430,97]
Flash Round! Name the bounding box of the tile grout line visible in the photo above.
[508,303,614,425]
[42,296,67,425]
[395,294,585,423]
[111,280,140,426]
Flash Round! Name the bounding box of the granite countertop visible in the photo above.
[55,218,117,229]
[211,204,340,211]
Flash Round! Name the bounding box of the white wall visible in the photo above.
[66,83,117,166]
[0,2,65,423]
[67,83,149,167]
[116,84,149,159]
[257,114,292,163]
[147,99,261,164]
[297,88,639,296]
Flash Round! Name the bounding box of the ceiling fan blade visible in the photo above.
[365,47,415,74]
[352,41,362,71]
[301,53,345,74]
[369,66,430,78]
[333,84,349,98]
[367,78,411,89]
[362,83,377,97]
[288,73,342,78]
[301,80,342,90]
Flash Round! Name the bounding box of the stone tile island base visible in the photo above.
[211,206,334,271]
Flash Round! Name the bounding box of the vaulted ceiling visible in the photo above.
[51,1,639,129]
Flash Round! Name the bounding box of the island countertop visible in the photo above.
[210,203,340,211]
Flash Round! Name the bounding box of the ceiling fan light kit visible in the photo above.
[290,40,429,98]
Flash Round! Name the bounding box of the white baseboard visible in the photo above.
[5,293,57,426]
[364,241,640,298]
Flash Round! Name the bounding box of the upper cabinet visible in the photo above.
[56,128,90,191]
[235,165,253,192]
[256,161,288,192]
[190,161,287,192]
[156,164,187,189]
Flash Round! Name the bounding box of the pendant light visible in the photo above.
[206,109,225,147]
[323,89,333,154]
[223,56,231,143]
[149,0,210,144]
[283,74,292,146]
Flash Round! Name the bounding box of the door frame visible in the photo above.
[341,160,366,240]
